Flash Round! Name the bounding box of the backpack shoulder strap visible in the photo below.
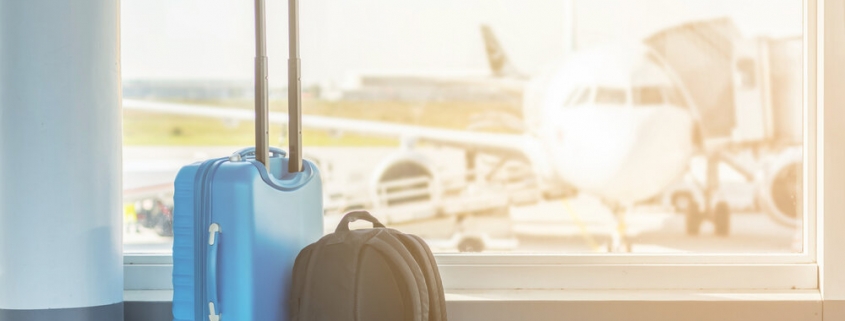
[289,242,318,321]
[396,233,447,321]
[366,232,430,321]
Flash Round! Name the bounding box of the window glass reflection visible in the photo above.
[122,0,804,255]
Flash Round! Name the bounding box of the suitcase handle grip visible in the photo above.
[207,223,221,321]
[336,211,386,233]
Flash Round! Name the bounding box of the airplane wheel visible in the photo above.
[457,237,485,253]
[685,204,703,236]
[714,201,730,236]
[672,192,695,215]
[605,240,633,253]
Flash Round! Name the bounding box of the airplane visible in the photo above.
[337,25,526,100]
[123,24,701,252]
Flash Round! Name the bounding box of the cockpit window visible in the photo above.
[562,87,583,107]
[594,87,627,105]
[662,86,689,109]
[632,86,664,105]
[570,87,592,107]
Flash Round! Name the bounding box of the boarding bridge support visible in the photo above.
[0,1,124,320]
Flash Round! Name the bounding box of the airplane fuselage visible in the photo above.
[524,43,697,206]
[539,104,694,205]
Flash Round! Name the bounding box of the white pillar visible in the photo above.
[0,0,123,320]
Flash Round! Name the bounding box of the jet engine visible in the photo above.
[758,147,802,228]
[367,151,442,224]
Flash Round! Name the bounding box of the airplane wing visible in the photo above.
[123,99,529,158]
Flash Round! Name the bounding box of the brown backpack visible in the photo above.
[290,211,447,321]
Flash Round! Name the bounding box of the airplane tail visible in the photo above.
[481,24,522,78]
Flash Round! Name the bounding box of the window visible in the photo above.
[123,0,816,296]
[663,86,689,109]
[632,86,665,105]
[561,86,584,107]
[570,87,592,107]
[594,87,628,105]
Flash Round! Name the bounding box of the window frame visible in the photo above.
[125,0,830,298]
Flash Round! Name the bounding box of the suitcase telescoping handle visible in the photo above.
[336,211,386,233]
[254,0,270,171]
[253,0,304,173]
[287,0,303,173]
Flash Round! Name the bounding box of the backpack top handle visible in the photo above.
[336,211,387,233]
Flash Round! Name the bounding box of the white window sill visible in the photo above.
[124,289,823,321]
[444,289,821,302]
[124,255,820,291]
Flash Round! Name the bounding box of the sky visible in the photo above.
[120,0,802,87]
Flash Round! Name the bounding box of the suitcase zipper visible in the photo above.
[203,160,226,321]
[193,158,226,321]
[191,160,215,321]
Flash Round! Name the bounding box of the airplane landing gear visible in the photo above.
[713,201,730,236]
[609,206,633,253]
[684,199,730,236]
[672,192,696,214]
[684,154,731,236]
[457,236,485,253]
[607,237,633,253]
[685,202,704,235]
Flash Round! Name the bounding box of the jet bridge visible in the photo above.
[645,18,742,141]
[645,18,804,230]
[645,17,803,146]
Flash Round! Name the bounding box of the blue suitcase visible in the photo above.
[171,149,323,321]
[171,0,321,320]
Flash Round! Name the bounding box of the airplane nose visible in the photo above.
[551,106,694,204]
[614,107,694,202]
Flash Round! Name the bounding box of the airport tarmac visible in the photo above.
[123,146,801,254]
[124,198,798,254]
